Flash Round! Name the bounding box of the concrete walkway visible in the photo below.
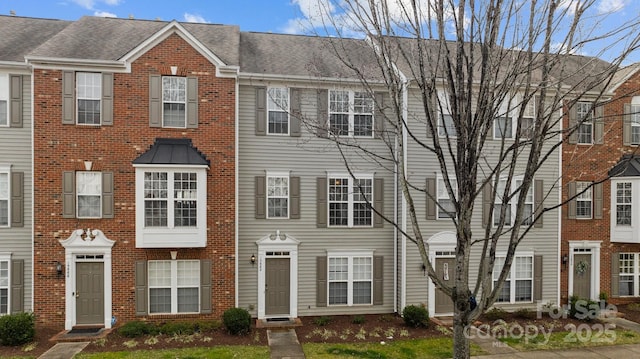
[267,329,306,359]
[38,342,89,359]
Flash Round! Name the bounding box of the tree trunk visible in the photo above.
[452,291,471,358]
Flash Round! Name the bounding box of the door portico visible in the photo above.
[568,241,601,301]
[427,231,456,317]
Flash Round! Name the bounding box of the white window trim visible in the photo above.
[266,171,290,219]
[0,253,11,315]
[618,253,640,297]
[492,251,534,304]
[575,181,593,220]
[328,89,374,138]
[327,172,374,228]
[436,174,457,220]
[326,250,374,306]
[134,165,207,248]
[267,87,290,136]
[76,72,102,126]
[615,181,632,227]
[493,95,520,140]
[494,175,532,227]
[148,259,200,314]
[576,101,594,145]
[76,171,102,219]
[0,164,11,227]
[630,97,640,145]
[0,73,8,127]
[162,76,187,129]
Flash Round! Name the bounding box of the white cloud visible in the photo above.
[183,13,208,23]
[597,0,628,14]
[94,11,117,17]
[70,0,122,10]
[557,0,578,16]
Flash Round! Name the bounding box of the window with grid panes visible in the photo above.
[0,171,8,226]
[576,102,593,144]
[328,256,372,305]
[619,253,637,296]
[521,99,535,138]
[0,74,7,127]
[148,260,200,314]
[76,171,102,218]
[493,255,533,303]
[329,90,373,137]
[616,182,632,225]
[328,175,373,227]
[162,76,186,128]
[267,174,289,218]
[631,104,640,145]
[438,114,456,137]
[76,72,101,125]
[437,176,457,219]
[494,177,532,226]
[267,87,289,134]
[575,182,592,219]
[0,260,7,314]
[144,171,198,227]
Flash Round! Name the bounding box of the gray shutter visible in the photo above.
[10,259,24,314]
[534,255,543,301]
[102,73,113,126]
[11,172,24,227]
[482,184,492,228]
[290,176,300,219]
[568,103,577,144]
[373,256,384,305]
[316,177,327,227]
[149,75,162,127]
[426,177,436,220]
[62,71,75,125]
[102,171,114,218]
[186,76,198,128]
[594,182,603,219]
[9,75,22,128]
[623,103,632,146]
[255,176,266,219]
[62,171,75,218]
[290,88,301,137]
[200,259,212,314]
[594,105,604,144]
[316,89,328,138]
[135,261,148,316]
[374,92,385,138]
[316,256,327,307]
[534,179,543,228]
[255,87,266,135]
[611,253,620,298]
[567,181,576,219]
[374,178,384,228]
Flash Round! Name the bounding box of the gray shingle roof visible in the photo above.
[239,32,384,80]
[27,16,240,65]
[609,154,640,177]
[133,138,209,166]
[0,15,71,62]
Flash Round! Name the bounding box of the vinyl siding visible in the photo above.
[238,83,396,316]
[402,87,560,310]
[0,72,32,311]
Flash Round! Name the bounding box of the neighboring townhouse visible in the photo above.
[236,33,396,319]
[562,63,640,305]
[25,16,239,331]
[0,15,70,317]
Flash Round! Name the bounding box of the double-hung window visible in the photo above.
[521,98,535,138]
[76,171,102,218]
[162,76,187,128]
[494,176,533,226]
[329,90,373,137]
[144,171,198,227]
[435,90,456,138]
[148,259,200,314]
[328,175,373,227]
[493,254,534,303]
[0,168,9,226]
[494,96,516,139]
[267,88,289,135]
[575,181,592,219]
[631,104,640,145]
[328,253,372,305]
[76,72,101,125]
[0,73,8,127]
[267,172,289,218]
[0,258,7,314]
[576,102,593,144]
[616,182,632,226]
[437,175,457,219]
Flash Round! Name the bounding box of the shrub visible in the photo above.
[483,307,507,321]
[118,321,158,338]
[569,295,598,321]
[513,308,536,320]
[194,319,222,333]
[223,308,251,335]
[402,305,429,328]
[312,316,332,326]
[0,312,35,346]
[351,315,366,324]
[160,321,195,335]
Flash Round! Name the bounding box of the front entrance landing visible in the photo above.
[256,317,302,329]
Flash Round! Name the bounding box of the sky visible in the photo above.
[2,0,640,64]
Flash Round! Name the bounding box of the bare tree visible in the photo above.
[292,0,640,358]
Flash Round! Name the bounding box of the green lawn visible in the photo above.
[500,328,640,351]
[74,345,270,359]
[303,338,486,359]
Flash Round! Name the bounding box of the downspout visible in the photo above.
[234,77,240,308]
[557,105,563,306]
